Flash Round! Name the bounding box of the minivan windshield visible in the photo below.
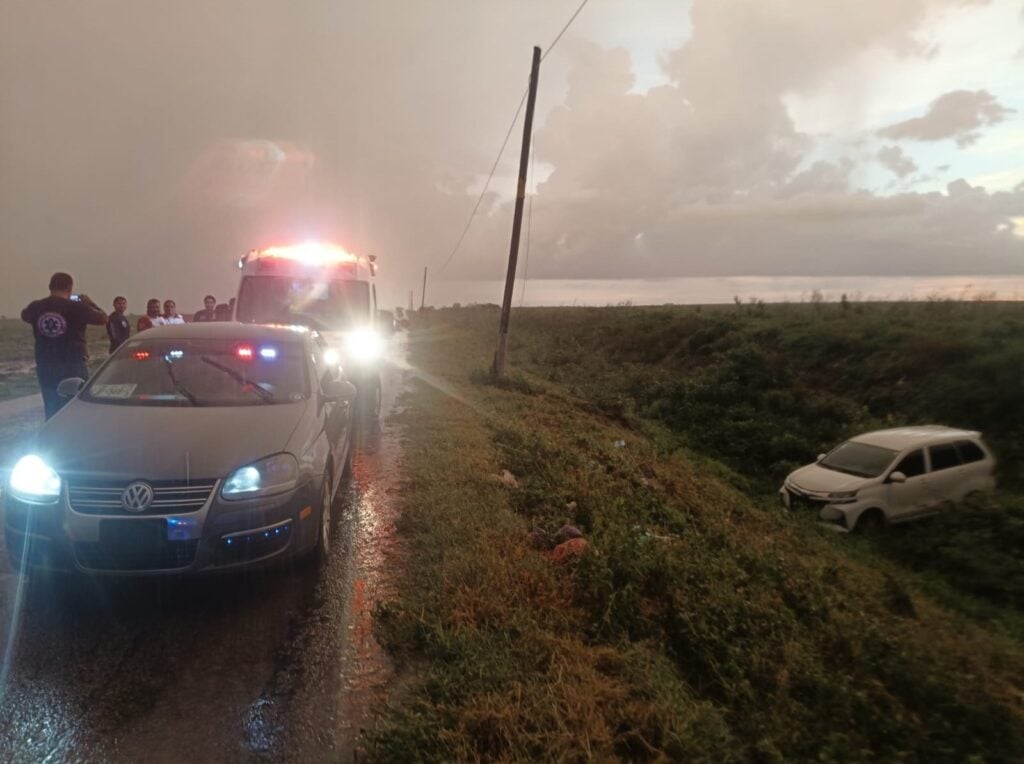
[819,441,897,478]
[81,338,309,407]
[236,276,370,330]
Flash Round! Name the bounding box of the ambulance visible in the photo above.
[234,242,383,416]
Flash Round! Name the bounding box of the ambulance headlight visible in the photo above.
[344,328,383,363]
[9,455,62,503]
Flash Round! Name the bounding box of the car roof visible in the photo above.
[131,322,311,343]
[850,426,982,450]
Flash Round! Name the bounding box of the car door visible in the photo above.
[954,440,992,497]
[924,442,963,509]
[310,335,349,470]
[886,449,929,520]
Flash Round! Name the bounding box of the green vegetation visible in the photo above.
[368,303,1024,762]
[0,317,117,401]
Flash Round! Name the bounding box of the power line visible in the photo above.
[438,87,528,272]
[439,0,590,273]
[542,0,590,61]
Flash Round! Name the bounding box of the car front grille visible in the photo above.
[786,487,831,511]
[68,480,217,516]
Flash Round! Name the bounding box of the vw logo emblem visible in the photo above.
[122,481,154,512]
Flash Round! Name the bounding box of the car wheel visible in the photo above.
[342,430,355,480]
[315,472,333,562]
[855,508,885,534]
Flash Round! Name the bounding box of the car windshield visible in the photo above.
[819,441,897,478]
[81,338,308,407]
[236,276,370,331]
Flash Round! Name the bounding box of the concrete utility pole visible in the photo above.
[421,267,428,310]
[492,45,541,378]
[408,290,414,312]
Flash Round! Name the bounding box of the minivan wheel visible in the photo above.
[855,508,885,534]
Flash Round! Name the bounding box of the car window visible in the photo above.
[82,338,309,406]
[928,443,962,471]
[955,440,986,464]
[820,441,897,478]
[892,449,925,478]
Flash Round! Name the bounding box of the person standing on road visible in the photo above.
[106,296,131,353]
[137,298,167,332]
[21,272,107,419]
[193,294,217,322]
[163,299,186,324]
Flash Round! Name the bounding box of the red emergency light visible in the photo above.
[236,345,254,360]
[133,351,150,361]
[258,242,358,267]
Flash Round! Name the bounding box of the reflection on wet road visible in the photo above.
[0,336,409,762]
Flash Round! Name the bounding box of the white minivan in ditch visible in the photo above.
[780,426,996,532]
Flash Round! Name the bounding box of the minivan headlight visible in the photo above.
[9,455,62,503]
[827,490,858,503]
[222,453,298,499]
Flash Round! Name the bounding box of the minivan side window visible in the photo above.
[892,449,925,478]
[929,443,962,471]
[955,440,986,464]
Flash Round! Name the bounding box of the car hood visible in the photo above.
[34,398,308,481]
[787,463,873,493]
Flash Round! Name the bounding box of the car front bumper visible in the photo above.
[4,478,323,576]
[780,484,860,531]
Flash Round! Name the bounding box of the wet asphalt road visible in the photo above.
[0,339,407,762]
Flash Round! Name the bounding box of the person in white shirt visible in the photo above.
[163,299,186,324]
[137,299,168,332]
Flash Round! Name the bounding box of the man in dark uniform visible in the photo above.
[193,294,217,322]
[21,272,107,419]
[106,295,131,353]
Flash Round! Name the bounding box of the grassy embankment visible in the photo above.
[368,303,1023,762]
[0,318,116,400]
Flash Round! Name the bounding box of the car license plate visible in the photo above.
[99,519,167,550]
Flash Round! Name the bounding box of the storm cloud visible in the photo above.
[0,0,1021,314]
[878,89,1016,147]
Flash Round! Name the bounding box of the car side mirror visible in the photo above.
[816,453,826,463]
[321,379,357,404]
[57,377,85,398]
[888,471,907,484]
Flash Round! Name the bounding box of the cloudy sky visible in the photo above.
[1,0,1022,313]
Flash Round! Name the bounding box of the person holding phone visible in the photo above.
[21,272,107,419]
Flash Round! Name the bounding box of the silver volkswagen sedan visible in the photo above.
[3,323,356,575]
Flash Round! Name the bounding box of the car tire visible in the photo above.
[314,471,333,564]
[855,508,885,534]
[342,429,355,481]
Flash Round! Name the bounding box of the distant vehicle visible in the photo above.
[234,242,383,416]
[780,426,996,532]
[4,323,356,575]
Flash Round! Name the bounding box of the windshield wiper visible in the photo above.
[200,356,275,403]
[163,358,203,406]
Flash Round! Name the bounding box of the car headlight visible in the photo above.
[9,454,62,503]
[344,327,383,363]
[827,490,858,502]
[221,453,299,499]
